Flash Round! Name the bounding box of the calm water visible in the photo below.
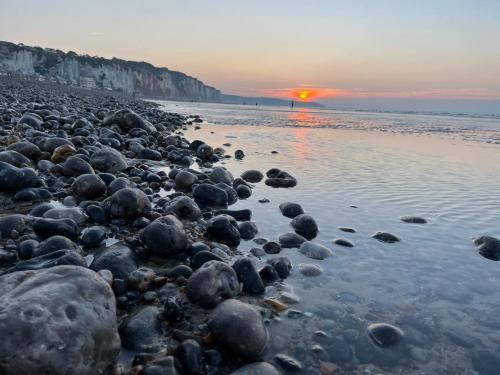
[157,101,500,374]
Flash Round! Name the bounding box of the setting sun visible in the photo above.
[297,90,310,101]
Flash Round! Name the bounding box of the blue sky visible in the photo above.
[1,0,499,112]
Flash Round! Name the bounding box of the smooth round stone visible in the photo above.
[367,323,404,347]
[267,257,292,279]
[232,257,265,295]
[0,214,30,237]
[250,247,266,258]
[62,156,94,177]
[81,226,106,247]
[175,170,198,190]
[333,238,354,247]
[263,241,281,254]
[210,166,234,185]
[291,214,318,239]
[265,168,297,188]
[120,306,163,353]
[259,264,280,283]
[51,144,76,163]
[7,141,42,160]
[193,183,228,207]
[238,221,258,240]
[141,215,187,256]
[206,215,241,247]
[33,218,80,240]
[236,184,252,199]
[163,196,201,221]
[275,354,303,371]
[0,161,41,192]
[241,170,264,183]
[0,266,120,374]
[338,227,356,233]
[400,216,427,224]
[473,236,500,261]
[107,177,136,195]
[101,188,151,218]
[372,231,400,243]
[175,339,204,375]
[90,147,127,173]
[298,263,323,277]
[165,264,193,279]
[278,232,307,248]
[72,174,107,199]
[186,260,239,308]
[230,362,281,375]
[190,250,224,269]
[90,243,138,279]
[197,143,213,160]
[279,202,304,218]
[209,299,267,359]
[33,235,78,257]
[12,188,50,202]
[0,150,32,167]
[7,250,86,273]
[299,242,332,260]
[43,207,88,226]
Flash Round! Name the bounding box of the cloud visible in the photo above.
[261,86,500,100]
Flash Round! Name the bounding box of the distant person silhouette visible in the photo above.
[291,100,294,109]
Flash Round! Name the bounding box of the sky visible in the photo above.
[1,0,500,113]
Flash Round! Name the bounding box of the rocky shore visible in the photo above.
[0,75,333,375]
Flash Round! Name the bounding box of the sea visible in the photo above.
[155,100,500,374]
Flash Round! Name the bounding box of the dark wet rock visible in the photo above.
[372,231,400,243]
[187,241,211,256]
[7,141,42,160]
[30,202,56,217]
[0,265,120,375]
[193,183,228,207]
[265,168,297,188]
[251,247,266,258]
[233,257,265,295]
[107,176,136,195]
[35,137,73,153]
[206,214,241,247]
[190,250,224,269]
[215,183,238,205]
[120,306,162,353]
[298,263,323,277]
[127,267,156,292]
[186,260,239,308]
[241,170,264,183]
[333,238,354,247]
[263,241,281,254]
[0,150,32,167]
[209,299,267,359]
[90,242,138,279]
[367,323,404,347]
[43,207,88,226]
[0,161,41,192]
[235,149,245,159]
[141,215,187,256]
[175,170,198,190]
[267,257,292,279]
[90,147,127,173]
[230,362,281,375]
[81,226,106,247]
[104,108,156,133]
[275,354,302,371]
[33,218,80,240]
[71,174,107,199]
[299,242,332,260]
[86,204,106,224]
[196,143,213,160]
[164,196,201,221]
[210,167,234,185]
[236,184,252,199]
[259,264,280,283]
[161,295,184,323]
[0,214,30,237]
[400,216,427,224]
[165,264,193,279]
[338,227,356,233]
[175,339,204,375]
[62,156,94,177]
[18,239,38,259]
[102,188,151,218]
[279,202,304,218]
[32,235,78,257]
[18,112,43,128]
[6,249,86,273]
[97,172,115,185]
[278,232,306,248]
[473,236,500,261]
[238,221,258,240]
[291,214,318,239]
[216,208,252,221]
[13,187,51,202]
